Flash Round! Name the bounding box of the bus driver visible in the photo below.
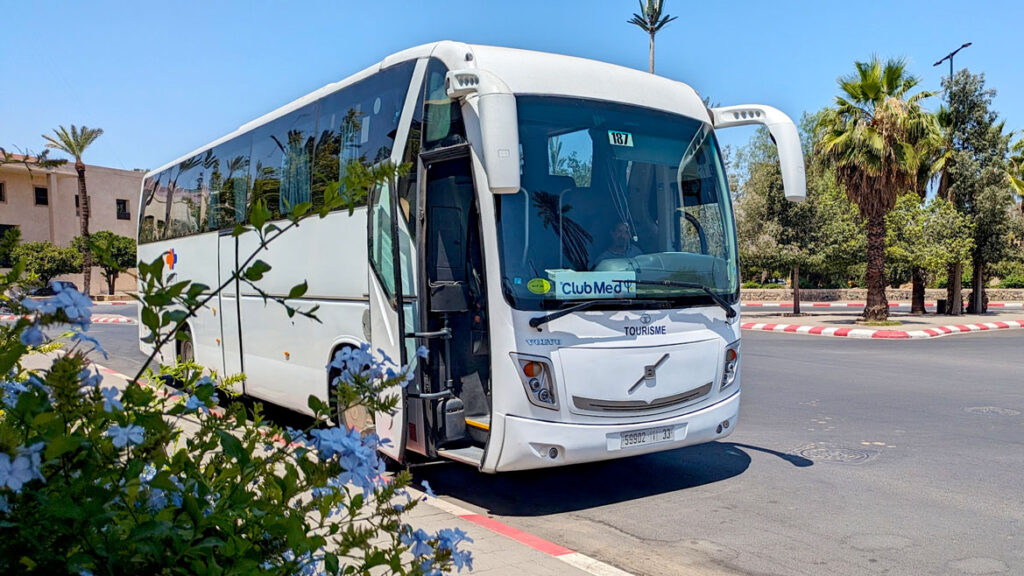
[592,222,642,268]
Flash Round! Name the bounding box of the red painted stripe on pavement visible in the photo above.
[924,329,940,337]
[833,328,852,337]
[459,514,574,557]
[812,302,830,307]
[783,325,799,332]
[989,303,1005,307]
[871,330,910,339]
[745,302,763,307]
[993,322,1010,329]
[976,324,990,331]
[740,323,754,329]
[954,325,972,332]
[762,323,777,331]
[936,326,953,334]
[808,326,826,335]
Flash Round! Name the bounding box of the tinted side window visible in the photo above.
[161,155,204,239]
[249,104,316,221]
[139,175,160,243]
[208,136,252,230]
[314,61,416,209]
[422,59,466,151]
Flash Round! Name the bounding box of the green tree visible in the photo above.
[886,194,974,312]
[0,227,21,268]
[628,0,677,74]
[10,241,82,287]
[42,125,104,295]
[816,57,940,321]
[73,231,137,295]
[941,70,1015,313]
[1007,137,1023,214]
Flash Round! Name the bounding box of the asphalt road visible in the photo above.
[65,314,1024,575]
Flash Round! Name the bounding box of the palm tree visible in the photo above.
[817,58,940,322]
[42,125,104,295]
[1010,138,1024,214]
[628,0,677,74]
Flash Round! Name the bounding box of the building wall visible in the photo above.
[0,162,144,247]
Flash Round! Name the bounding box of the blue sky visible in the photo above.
[2,1,1021,171]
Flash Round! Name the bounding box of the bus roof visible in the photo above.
[147,41,711,177]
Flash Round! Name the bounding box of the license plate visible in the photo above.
[617,426,674,449]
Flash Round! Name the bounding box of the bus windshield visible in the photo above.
[496,96,739,310]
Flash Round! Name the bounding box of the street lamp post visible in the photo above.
[934,42,971,316]
[934,42,972,89]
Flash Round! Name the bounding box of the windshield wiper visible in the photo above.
[529,299,634,329]
[625,280,737,319]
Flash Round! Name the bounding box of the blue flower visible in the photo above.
[1,380,28,408]
[421,480,436,498]
[0,452,33,492]
[53,285,92,324]
[416,345,429,359]
[19,324,44,347]
[184,393,216,413]
[101,387,123,412]
[0,494,9,513]
[78,368,103,390]
[401,528,433,558]
[107,424,145,448]
[140,463,156,483]
[146,487,168,511]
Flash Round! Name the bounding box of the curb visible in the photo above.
[742,301,1024,308]
[406,487,636,576]
[741,319,1024,339]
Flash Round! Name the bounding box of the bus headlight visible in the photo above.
[511,354,558,410]
[720,341,740,392]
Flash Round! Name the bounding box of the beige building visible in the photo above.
[0,155,145,294]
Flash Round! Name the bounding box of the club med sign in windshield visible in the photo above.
[547,270,637,300]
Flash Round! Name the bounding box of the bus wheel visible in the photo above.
[328,349,375,436]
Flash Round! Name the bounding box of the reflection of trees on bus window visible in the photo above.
[531,190,593,271]
[422,59,466,151]
[249,103,315,221]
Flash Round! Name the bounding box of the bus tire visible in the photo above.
[328,345,375,436]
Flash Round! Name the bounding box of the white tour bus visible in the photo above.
[138,41,805,473]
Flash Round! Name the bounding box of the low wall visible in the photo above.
[1,267,137,297]
[741,288,1024,302]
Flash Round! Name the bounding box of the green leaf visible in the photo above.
[243,260,272,282]
[45,435,85,460]
[325,553,339,574]
[232,224,249,237]
[249,199,269,231]
[216,431,246,463]
[287,281,308,299]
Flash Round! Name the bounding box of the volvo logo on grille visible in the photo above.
[628,353,670,394]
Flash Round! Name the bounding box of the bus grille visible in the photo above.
[572,382,713,413]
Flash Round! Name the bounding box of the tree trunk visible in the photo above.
[791,263,801,315]
[863,215,889,321]
[760,269,768,284]
[76,161,92,296]
[107,271,117,295]
[946,263,963,315]
[911,267,926,315]
[968,253,985,314]
[649,33,655,74]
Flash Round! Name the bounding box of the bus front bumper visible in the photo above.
[492,390,740,472]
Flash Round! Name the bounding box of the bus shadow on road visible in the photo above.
[414,441,813,516]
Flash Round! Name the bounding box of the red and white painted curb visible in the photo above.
[742,301,1024,308]
[406,487,635,576]
[94,301,132,306]
[741,319,1024,339]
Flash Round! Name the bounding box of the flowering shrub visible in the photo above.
[0,163,472,574]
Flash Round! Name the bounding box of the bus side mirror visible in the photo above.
[710,105,806,202]
[447,70,521,194]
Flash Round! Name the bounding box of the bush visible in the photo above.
[1000,274,1024,288]
[10,241,81,287]
[0,161,471,575]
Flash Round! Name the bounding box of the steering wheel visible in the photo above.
[683,212,708,255]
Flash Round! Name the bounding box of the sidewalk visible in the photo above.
[18,353,626,576]
[741,308,1024,339]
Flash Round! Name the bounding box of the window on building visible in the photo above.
[0,182,6,203]
[116,199,130,220]
[34,187,48,206]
